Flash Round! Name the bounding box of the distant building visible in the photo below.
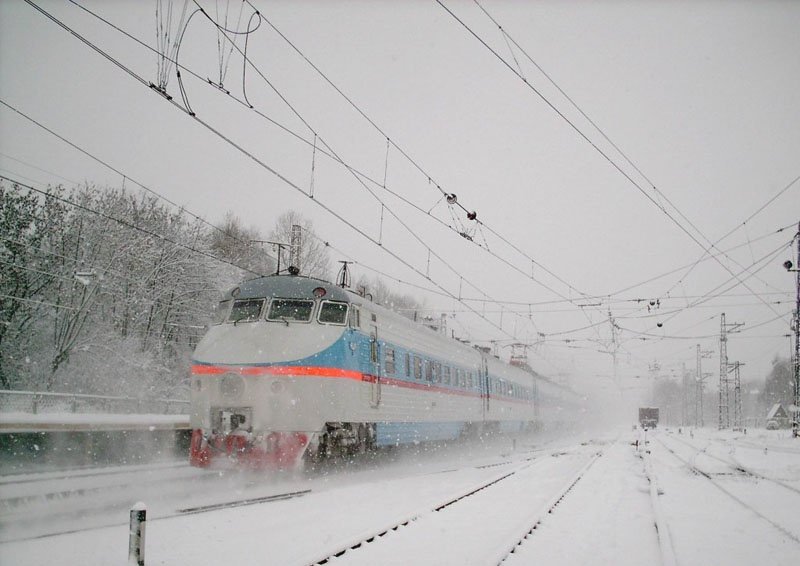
[766,403,790,429]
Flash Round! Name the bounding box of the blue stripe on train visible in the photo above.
[375,421,465,446]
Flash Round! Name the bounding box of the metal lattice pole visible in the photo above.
[719,314,728,430]
[793,222,800,437]
[732,362,743,431]
[695,344,713,427]
[696,345,703,427]
[718,314,744,430]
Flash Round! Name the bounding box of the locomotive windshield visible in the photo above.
[318,301,348,325]
[227,298,264,323]
[267,299,314,322]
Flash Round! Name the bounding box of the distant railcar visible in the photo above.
[639,407,659,429]
[189,275,578,469]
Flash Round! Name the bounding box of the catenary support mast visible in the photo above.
[793,222,800,437]
[719,314,744,430]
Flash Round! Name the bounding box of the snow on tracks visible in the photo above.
[310,442,604,566]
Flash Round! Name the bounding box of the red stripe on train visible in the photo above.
[191,364,364,381]
[191,364,533,405]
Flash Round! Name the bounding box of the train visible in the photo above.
[188,274,580,469]
[638,407,659,429]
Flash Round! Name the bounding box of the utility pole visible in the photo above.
[608,310,619,383]
[730,361,745,431]
[649,360,660,406]
[719,313,744,430]
[681,363,689,427]
[696,345,713,427]
[289,224,302,275]
[796,224,800,438]
[783,221,800,438]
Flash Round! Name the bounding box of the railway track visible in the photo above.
[301,444,603,566]
[0,459,309,543]
[666,433,800,496]
[0,438,551,544]
[655,434,800,545]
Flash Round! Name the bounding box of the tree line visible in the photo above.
[649,356,795,427]
[0,181,423,400]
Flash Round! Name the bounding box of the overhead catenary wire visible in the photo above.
[19,1,793,377]
[21,2,539,351]
[0,98,279,266]
[626,239,793,338]
[246,0,597,303]
[182,0,553,340]
[471,0,800,304]
[68,0,622,346]
[655,174,800,300]
[435,0,792,323]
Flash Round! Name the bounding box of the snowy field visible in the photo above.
[1,427,798,565]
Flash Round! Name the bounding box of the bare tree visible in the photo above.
[268,210,331,279]
[354,275,425,321]
[209,212,274,278]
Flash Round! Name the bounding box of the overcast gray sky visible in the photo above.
[1,0,798,407]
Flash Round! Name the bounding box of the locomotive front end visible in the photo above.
[188,276,353,470]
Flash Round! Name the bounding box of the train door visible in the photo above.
[369,325,381,407]
[480,356,490,417]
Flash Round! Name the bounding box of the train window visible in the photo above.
[319,301,348,325]
[425,360,433,382]
[227,298,264,323]
[443,366,451,385]
[214,299,231,324]
[349,306,361,328]
[405,352,411,377]
[413,356,423,380]
[267,299,314,322]
[385,348,396,374]
[433,362,441,383]
[370,336,378,363]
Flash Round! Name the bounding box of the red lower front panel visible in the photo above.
[189,429,309,469]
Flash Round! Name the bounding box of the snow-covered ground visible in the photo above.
[1,427,798,565]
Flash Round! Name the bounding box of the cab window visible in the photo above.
[227,298,264,323]
[319,301,348,325]
[267,299,314,322]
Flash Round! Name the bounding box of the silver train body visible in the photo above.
[189,275,576,468]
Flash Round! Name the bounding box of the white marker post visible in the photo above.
[128,502,146,566]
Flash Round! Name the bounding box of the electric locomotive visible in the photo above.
[189,274,558,469]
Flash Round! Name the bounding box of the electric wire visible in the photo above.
[435,0,792,321]
[21,1,793,375]
[627,240,792,339]
[184,0,554,342]
[247,0,597,304]
[0,99,278,266]
[21,2,532,349]
[472,0,800,303]
[69,0,606,346]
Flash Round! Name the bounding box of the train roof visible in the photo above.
[225,275,352,303]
